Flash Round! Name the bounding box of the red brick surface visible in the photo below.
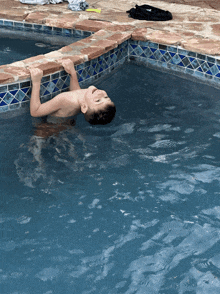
[0,0,219,83]
[45,15,79,28]
[153,0,220,10]
[0,9,27,21]
[98,11,133,23]
[131,28,149,41]
[32,62,62,75]
[0,73,14,84]
[210,3,220,10]
[106,33,132,44]
[23,55,46,65]
[212,24,220,36]
[146,31,183,45]
[78,36,94,44]
[58,55,86,65]
[25,12,48,24]
[69,42,89,51]
[80,47,105,60]
[182,38,220,55]
[93,30,109,37]
[75,20,112,32]
[59,46,73,53]
[91,40,118,52]
[4,67,30,81]
[106,25,135,32]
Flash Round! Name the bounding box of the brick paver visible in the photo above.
[0,0,219,84]
[152,0,220,10]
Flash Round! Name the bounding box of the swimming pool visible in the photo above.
[0,27,86,66]
[1,62,220,293]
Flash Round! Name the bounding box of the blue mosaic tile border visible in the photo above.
[0,19,92,38]
[0,35,220,113]
[0,41,129,113]
[129,40,220,84]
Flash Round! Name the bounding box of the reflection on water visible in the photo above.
[1,63,220,293]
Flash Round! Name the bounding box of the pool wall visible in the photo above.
[0,19,220,114]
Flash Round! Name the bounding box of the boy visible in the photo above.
[29,59,116,125]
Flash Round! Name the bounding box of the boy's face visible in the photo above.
[84,86,114,112]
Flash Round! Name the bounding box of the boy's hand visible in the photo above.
[29,68,43,84]
[61,59,75,75]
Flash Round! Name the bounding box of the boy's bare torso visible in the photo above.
[48,88,87,118]
[29,59,115,125]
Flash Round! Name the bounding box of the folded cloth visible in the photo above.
[19,0,67,3]
[68,0,89,11]
[50,0,63,3]
[19,0,49,4]
[126,4,172,21]
[19,0,88,8]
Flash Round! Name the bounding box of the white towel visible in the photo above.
[19,0,88,10]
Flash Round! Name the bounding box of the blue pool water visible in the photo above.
[0,28,85,65]
[1,62,220,293]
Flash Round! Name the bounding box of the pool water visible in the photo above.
[0,28,84,65]
[1,62,220,293]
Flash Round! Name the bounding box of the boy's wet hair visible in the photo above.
[84,103,116,125]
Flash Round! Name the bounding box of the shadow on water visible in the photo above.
[1,62,220,293]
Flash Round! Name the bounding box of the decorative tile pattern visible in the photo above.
[0,41,129,112]
[76,42,129,84]
[129,40,220,83]
[0,19,92,38]
[0,20,219,114]
[0,19,92,112]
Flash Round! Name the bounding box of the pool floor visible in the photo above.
[1,62,220,293]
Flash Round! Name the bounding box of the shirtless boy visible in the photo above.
[29,59,116,125]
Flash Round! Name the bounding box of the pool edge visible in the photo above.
[0,18,220,114]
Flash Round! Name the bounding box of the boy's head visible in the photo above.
[81,86,116,125]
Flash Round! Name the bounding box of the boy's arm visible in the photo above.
[29,68,62,117]
[61,59,81,91]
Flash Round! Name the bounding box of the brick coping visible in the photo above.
[0,0,220,85]
[0,19,134,85]
[0,1,220,114]
[0,16,220,114]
